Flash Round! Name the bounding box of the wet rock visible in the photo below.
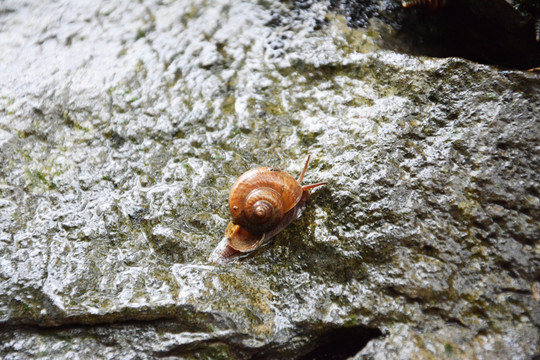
[0,0,539,359]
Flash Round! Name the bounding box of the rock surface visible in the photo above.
[0,0,539,359]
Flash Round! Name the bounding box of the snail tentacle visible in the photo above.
[298,155,311,184]
[402,0,446,9]
[302,182,328,191]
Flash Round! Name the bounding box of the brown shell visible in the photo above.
[225,222,265,253]
[228,167,303,234]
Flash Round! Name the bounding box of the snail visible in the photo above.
[210,156,327,262]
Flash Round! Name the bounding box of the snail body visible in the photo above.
[210,156,326,262]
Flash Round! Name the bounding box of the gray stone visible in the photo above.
[0,0,539,359]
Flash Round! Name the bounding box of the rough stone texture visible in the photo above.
[0,0,539,359]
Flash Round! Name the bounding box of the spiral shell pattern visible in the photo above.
[229,167,303,234]
[244,188,283,229]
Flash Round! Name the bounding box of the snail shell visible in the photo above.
[229,167,302,234]
[210,156,327,262]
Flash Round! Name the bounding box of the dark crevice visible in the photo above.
[0,316,184,334]
[0,304,235,333]
[327,0,540,70]
[499,288,532,296]
[296,325,383,360]
[396,0,540,70]
[153,340,249,359]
